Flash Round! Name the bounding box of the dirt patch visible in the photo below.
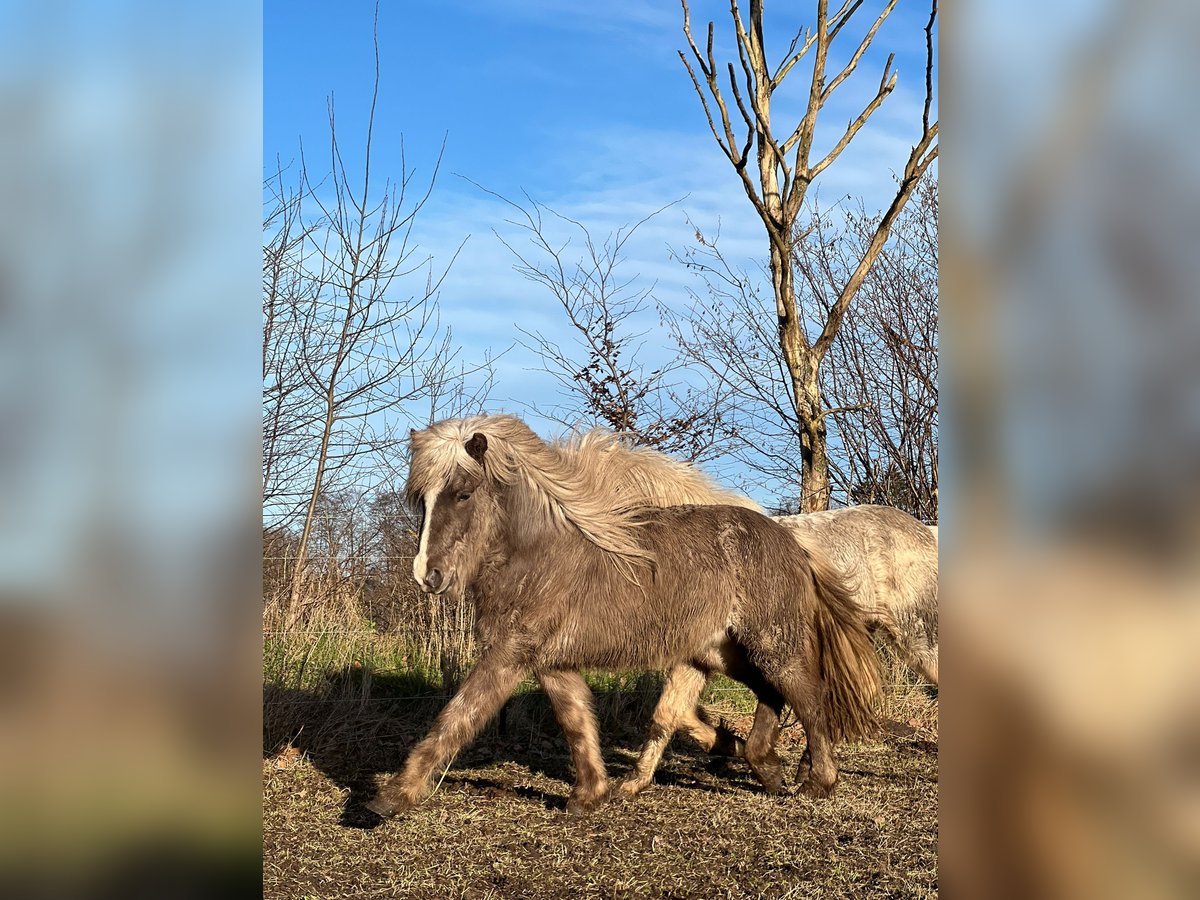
[263,703,937,899]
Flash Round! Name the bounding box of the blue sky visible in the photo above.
[265,0,936,501]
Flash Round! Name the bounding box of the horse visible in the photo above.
[550,432,938,795]
[559,429,939,686]
[774,507,939,686]
[366,414,880,817]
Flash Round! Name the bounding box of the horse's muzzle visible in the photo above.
[421,568,450,594]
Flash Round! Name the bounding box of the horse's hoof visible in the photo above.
[566,788,611,815]
[711,724,746,758]
[796,779,836,799]
[749,763,785,795]
[760,776,785,796]
[364,797,398,818]
[365,793,416,818]
[795,751,812,784]
[613,777,648,801]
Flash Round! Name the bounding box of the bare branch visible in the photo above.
[924,0,937,135]
[828,0,863,42]
[809,55,896,179]
[771,26,818,88]
[820,0,898,103]
[816,402,871,420]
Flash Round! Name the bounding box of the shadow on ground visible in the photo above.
[265,664,939,830]
[263,666,772,828]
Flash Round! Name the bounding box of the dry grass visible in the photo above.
[264,643,937,899]
[263,479,940,895]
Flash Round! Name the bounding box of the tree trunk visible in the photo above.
[797,374,830,513]
[770,237,830,511]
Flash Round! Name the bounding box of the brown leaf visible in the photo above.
[274,745,302,769]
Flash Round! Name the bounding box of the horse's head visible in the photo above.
[411,431,493,595]
[408,413,656,591]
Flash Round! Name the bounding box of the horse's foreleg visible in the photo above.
[915,642,939,687]
[537,670,609,814]
[617,664,707,800]
[367,651,524,817]
[743,698,787,794]
[891,622,939,688]
[883,609,939,688]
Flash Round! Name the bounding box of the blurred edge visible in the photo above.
[944,1,1200,897]
[0,1,262,897]
[2,0,1200,897]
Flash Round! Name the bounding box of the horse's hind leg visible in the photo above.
[796,713,838,798]
[677,691,787,794]
[765,665,839,798]
[677,646,789,794]
[718,645,788,794]
[538,670,609,814]
[677,705,745,757]
[617,664,707,800]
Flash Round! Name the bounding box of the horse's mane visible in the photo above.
[556,428,762,513]
[407,415,655,571]
[407,416,761,576]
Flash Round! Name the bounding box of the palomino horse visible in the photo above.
[366,414,880,816]
[552,431,938,795]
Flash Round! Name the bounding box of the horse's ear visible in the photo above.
[465,432,488,464]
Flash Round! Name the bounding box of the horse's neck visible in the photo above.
[501,483,574,553]
[473,515,593,604]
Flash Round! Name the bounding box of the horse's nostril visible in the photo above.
[425,569,443,591]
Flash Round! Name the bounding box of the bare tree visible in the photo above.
[666,172,938,516]
[261,12,494,623]
[483,187,725,461]
[282,115,449,617]
[263,162,324,529]
[679,0,937,510]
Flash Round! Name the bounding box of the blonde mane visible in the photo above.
[408,415,761,575]
[557,428,762,513]
[407,415,655,570]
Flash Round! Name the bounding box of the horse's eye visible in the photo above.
[456,491,472,503]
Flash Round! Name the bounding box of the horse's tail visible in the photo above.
[806,549,882,743]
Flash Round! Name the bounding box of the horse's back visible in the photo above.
[641,503,807,571]
[637,504,824,624]
[773,505,938,623]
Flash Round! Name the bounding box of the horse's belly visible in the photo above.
[536,605,721,671]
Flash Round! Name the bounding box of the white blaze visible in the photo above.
[412,489,440,585]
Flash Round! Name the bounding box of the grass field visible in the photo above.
[263,638,938,900]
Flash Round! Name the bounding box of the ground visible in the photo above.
[263,689,937,900]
